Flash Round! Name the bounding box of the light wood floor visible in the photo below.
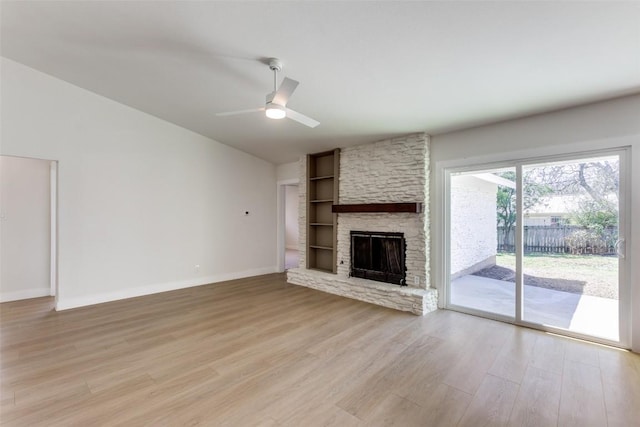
[1,273,639,426]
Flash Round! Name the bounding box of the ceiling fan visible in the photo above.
[216,58,319,128]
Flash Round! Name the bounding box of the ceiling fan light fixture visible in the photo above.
[265,103,286,119]
[217,58,318,127]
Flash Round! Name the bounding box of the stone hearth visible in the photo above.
[287,133,437,315]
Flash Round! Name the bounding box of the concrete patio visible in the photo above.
[451,274,619,341]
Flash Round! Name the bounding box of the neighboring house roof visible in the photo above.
[525,193,617,216]
[525,195,577,216]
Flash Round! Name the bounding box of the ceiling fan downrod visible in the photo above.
[269,58,283,92]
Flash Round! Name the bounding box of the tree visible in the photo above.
[495,159,619,254]
[572,199,617,231]
[526,160,618,217]
[496,171,550,249]
[570,198,618,251]
[496,182,516,247]
[526,159,619,232]
[519,159,619,254]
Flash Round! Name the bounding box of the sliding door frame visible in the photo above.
[441,147,631,348]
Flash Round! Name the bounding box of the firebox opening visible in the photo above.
[350,231,406,286]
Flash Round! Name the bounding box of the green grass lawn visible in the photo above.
[495,252,618,299]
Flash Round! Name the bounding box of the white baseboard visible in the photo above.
[55,266,278,311]
[0,288,52,303]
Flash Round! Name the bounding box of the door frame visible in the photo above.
[439,147,631,348]
[0,155,58,303]
[276,178,299,272]
[50,160,58,301]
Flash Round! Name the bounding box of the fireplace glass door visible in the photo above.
[351,232,406,285]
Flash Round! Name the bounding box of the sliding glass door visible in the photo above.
[446,150,629,346]
[520,155,622,341]
[449,166,516,319]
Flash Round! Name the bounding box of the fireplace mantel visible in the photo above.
[332,202,422,213]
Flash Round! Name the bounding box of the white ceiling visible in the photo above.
[2,1,639,164]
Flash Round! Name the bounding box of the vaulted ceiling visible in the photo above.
[2,1,639,164]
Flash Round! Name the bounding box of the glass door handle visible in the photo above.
[615,239,626,259]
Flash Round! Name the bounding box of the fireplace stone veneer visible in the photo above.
[288,133,437,315]
[286,268,436,315]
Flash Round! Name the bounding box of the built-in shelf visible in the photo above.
[307,149,340,273]
[332,202,423,213]
[309,245,333,251]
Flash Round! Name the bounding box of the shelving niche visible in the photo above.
[306,149,339,273]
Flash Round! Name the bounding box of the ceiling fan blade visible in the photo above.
[215,107,264,117]
[286,108,320,128]
[272,77,299,106]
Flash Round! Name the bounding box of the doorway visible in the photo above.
[284,184,299,270]
[0,156,58,302]
[446,150,629,347]
[277,179,300,272]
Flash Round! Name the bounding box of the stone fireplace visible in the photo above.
[287,133,437,315]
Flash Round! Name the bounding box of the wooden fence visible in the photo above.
[497,225,618,255]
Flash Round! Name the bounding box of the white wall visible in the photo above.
[284,185,299,249]
[431,93,640,351]
[0,57,277,309]
[0,156,51,301]
[276,161,299,182]
[450,175,497,278]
